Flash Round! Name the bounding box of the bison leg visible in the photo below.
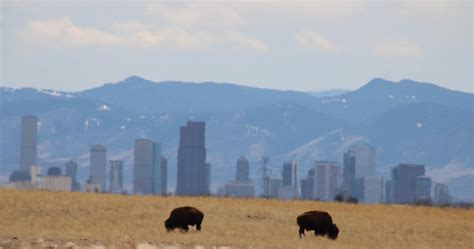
[299,227,305,238]
[180,225,189,232]
[196,223,201,231]
[314,229,324,236]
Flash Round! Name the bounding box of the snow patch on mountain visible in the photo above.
[160,114,169,122]
[37,89,74,98]
[245,125,270,137]
[97,104,111,111]
[84,117,101,131]
[321,98,347,104]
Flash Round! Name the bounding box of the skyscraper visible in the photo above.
[160,156,168,195]
[314,161,340,201]
[434,183,452,205]
[205,162,211,194]
[415,176,431,202]
[347,143,376,178]
[384,179,392,204]
[269,177,283,198]
[342,151,356,194]
[354,176,383,204]
[90,145,106,190]
[224,182,255,198]
[20,115,37,172]
[133,139,162,195]
[30,165,41,188]
[300,168,315,200]
[152,142,162,195]
[282,161,298,191]
[43,176,72,192]
[109,160,123,193]
[176,121,209,196]
[390,163,425,204]
[236,156,250,183]
[65,160,80,191]
[224,156,256,198]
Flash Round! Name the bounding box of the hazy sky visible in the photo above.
[1,1,472,92]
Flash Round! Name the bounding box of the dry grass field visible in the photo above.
[0,189,473,248]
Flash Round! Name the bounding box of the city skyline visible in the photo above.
[6,114,455,206]
[1,96,470,203]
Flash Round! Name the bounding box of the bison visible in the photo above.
[164,206,204,232]
[296,210,339,239]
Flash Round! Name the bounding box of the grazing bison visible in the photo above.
[164,206,204,232]
[297,211,339,239]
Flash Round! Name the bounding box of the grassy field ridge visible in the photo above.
[0,189,473,248]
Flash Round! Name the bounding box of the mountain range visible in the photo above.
[1,77,473,200]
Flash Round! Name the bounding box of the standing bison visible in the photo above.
[164,206,204,232]
[297,210,339,239]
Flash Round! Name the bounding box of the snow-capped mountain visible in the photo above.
[1,77,472,198]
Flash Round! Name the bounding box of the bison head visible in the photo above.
[164,218,176,232]
[328,223,339,240]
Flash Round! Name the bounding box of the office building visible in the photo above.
[133,138,161,195]
[5,181,35,190]
[224,156,255,198]
[282,161,298,191]
[415,176,432,202]
[434,183,452,205]
[236,156,250,183]
[6,170,35,190]
[7,170,34,190]
[390,163,425,204]
[160,156,168,195]
[65,160,80,191]
[85,178,101,193]
[269,177,283,198]
[109,160,123,193]
[224,182,255,198]
[30,165,41,188]
[133,139,162,195]
[133,139,152,194]
[314,161,340,201]
[342,151,356,194]
[90,145,106,190]
[300,168,315,200]
[354,176,383,204]
[205,162,211,194]
[176,121,209,196]
[152,142,162,195]
[384,179,392,204]
[20,115,37,172]
[47,167,62,176]
[346,143,376,178]
[43,176,72,192]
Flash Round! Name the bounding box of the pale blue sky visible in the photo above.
[1,1,472,92]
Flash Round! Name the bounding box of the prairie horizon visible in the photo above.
[1,189,473,248]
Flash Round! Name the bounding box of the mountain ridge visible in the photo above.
[1,76,473,199]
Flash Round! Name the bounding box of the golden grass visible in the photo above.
[0,189,473,248]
